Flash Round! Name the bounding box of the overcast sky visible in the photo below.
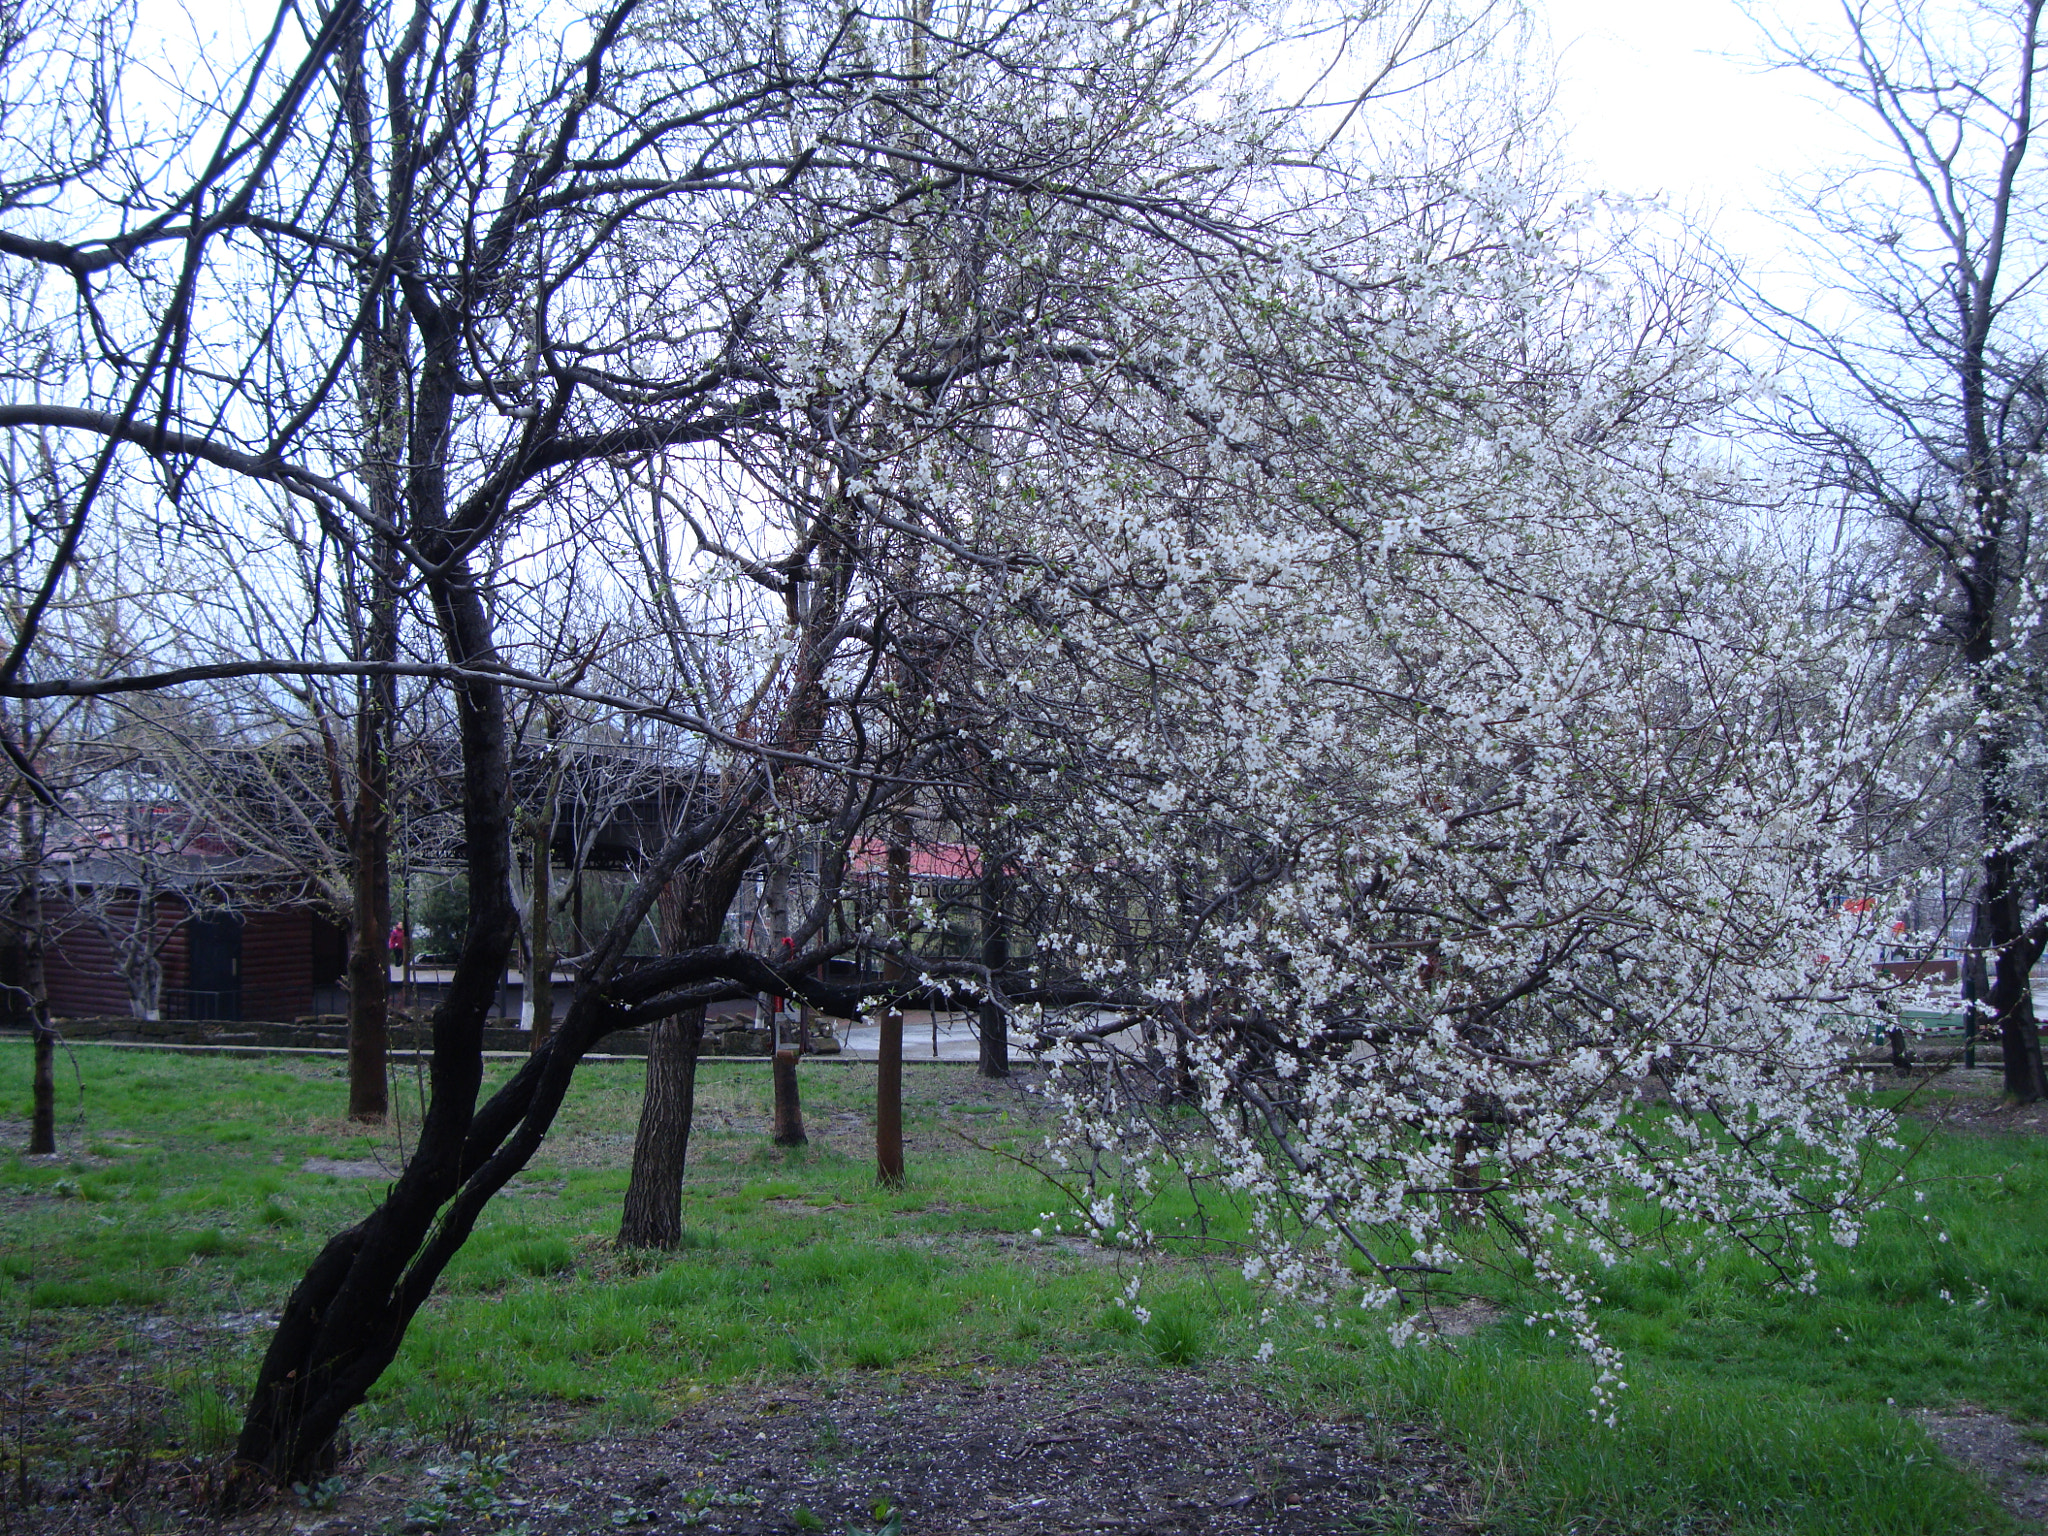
[1539,0,1856,274]
[163,0,1870,283]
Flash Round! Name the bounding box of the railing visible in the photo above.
[158,985,241,1023]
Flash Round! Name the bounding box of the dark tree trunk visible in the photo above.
[17,804,53,1155]
[771,1047,807,1146]
[232,582,514,1493]
[341,23,401,1123]
[526,792,555,1054]
[617,843,754,1247]
[876,1002,903,1185]
[1974,701,2048,1102]
[345,793,391,1123]
[230,931,888,1492]
[877,834,909,1186]
[230,175,519,1482]
[977,851,1008,1079]
[1984,871,2048,1102]
[618,1005,706,1248]
[28,1012,53,1156]
[765,846,805,1143]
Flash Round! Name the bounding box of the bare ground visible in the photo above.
[1911,1404,2048,1534]
[4,1365,1484,1536]
[1884,1066,2048,1140]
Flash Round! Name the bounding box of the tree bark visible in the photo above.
[1983,841,2048,1102]
[231,157,521,1480]
[1972,655,2048,1102]
[345,790,391,1122]
[16,802,53,1154]
[232,548,516,1493]
[526,794,554,1053]
[977,850,1008,1079]
[338,2,402,1125]
[618,1005,705,1248]
[617,841,755,1247]
[877,833,909,1186]
[765,844,805,1143]
[771,1047,807,1146]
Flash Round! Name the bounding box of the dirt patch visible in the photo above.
[1912,1403,2048,1532]
[0,1313,239,1536]
[492,1369,1479,1536]
[1884,1069,2048,1138]
[300,1158,396,1179]
[10,1367,1482,1535]
[1422,1299,1500,1338]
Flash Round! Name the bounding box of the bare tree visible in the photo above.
[0,0,1553,1491]
[1746,0,2048,1100]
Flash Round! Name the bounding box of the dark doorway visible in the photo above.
[187,911,244,1021]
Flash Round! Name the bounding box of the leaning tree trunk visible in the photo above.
[618,1004,706,1248]
[231,891,914,1491]
[231,565,517,1493]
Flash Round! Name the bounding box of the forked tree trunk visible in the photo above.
[618,1005,706,1248]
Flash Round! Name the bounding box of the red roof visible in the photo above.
[844,838,982,883]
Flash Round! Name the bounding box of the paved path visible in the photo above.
[823,1009,987,1062]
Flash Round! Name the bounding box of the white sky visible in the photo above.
[1538,0,1855,274]
[164,0,1869,288]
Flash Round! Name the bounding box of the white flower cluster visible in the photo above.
[949,156,1914,1388]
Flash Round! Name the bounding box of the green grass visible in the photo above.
[1291,1341,1996,1536]
[0,1046,1241,1434]
[1543,1096,2048,1423]
[0,1043,2037,1534]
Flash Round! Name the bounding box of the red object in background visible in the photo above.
[774,935,795,1012]
[388,924,406,954]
